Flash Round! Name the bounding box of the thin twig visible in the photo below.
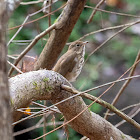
[8,3,66,76]
[20,0,44,5]
[43,100,47,140]
[115,108,140,128]
[87,0,105,23]
[48,0,52,36]
[7,55,17,60]
[85,6,140,18]
[32,101,60,113]
[61,84,140,131]
[106,102,140,116]
[8,0,63,31]
[71,20,140,43]
[17,106,60,114]
[7,0,60,45]
[11,40,32,43]
[104,50,140,119]
[8,16,30,46]
[13,121,63,136]
[8,24,56,76]
[84,20,140,64]
[7,60,23,74]
[120,103,140,113]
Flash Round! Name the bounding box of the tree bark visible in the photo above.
[10,70,134,140]
[34,0,87,70]
[0,1,13,140]
[0,0,22,139]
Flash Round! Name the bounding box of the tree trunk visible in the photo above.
[0,1,13,140]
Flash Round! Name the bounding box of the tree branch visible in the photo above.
[34,0,87,70]
[61,84,140,131]
[10,70,134,140]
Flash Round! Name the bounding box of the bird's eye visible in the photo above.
[76,44,80,47]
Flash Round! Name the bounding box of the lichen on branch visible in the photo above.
[9,70,133,140]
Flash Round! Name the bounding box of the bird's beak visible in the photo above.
[83,41,89,45]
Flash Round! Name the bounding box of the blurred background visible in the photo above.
[8,0,140,139]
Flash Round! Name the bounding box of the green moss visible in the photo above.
[10,99,14,105]
[87,108,92,116]
[17,94,20,98]
[32,81,37,86]
[43,77,49,82]
[32,81,40,90]
[79,101,83,105]
[110,105,115,109]
[45,86,52,92]
[121,133,125,139]
[24,85,28,90]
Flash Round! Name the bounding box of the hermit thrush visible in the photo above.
[52,41,88,82]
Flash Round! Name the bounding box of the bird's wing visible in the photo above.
[52,51,77,77]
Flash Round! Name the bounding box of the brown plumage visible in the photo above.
[52,41,88,82]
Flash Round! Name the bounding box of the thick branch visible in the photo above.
[34,0,87,70]
[61,84,140,131]
[9,70,69,121]
[10,70,133,140]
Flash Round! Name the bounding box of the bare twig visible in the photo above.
[73,20,140,42]
[61,84,140,132]
[115,108,140,128]
[85,20,140,64]
[104,50,140,119]
[85,6,140,18]
[67,21,140,45]
[48,0,52,36]
[8,0,60,45]
[11,40,32,43]
[7,60,23,74]
[106,102,140,116]
[8,16,28,46]
[87,0,105,23]
[20,0,44,5]
[13,121,63,136]
[120,103,140,113]
[8,0,62,31]
[43,100,47,140]
[17,105,60,114]
[8,24,56,76]
[7,55,17,60]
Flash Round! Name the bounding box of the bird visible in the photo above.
[52,41,88,82]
